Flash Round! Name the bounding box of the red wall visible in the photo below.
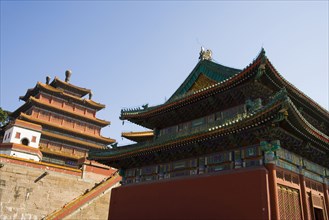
[109,167,270,220]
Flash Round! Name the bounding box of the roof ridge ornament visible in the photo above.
[46,76,51,85]
[199,47,212,61]
[255,48,267,80]
[65,70,72,83]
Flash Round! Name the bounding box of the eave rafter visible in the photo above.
[12,97,110,127]
[265,60,329,127]
[19,113,115,145]
[91,95,284,164]
[120,52,265,123]
[19,82,105,111]
[91,89,329,169]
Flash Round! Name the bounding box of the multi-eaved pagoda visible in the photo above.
[9,71,115,167]
[90,48,329,220]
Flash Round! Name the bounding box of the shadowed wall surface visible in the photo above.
[109,167,270,220]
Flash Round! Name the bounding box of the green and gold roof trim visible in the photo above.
[167,59,241,102]
[120,49,265,119]
[120,49,328,131]
[91,88,328,162]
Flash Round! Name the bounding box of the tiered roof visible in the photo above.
[120,49,328,129]
[50,77,91,97]
[90,49,329,168]
[19,113,115,145]
[12,96,110,127]
[19,82,105,110]
[10,74,115,160]
[121,131,154,143]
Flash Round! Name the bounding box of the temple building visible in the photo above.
[3,71,115,168]
[90,48,329,220]
[0,71,119,219]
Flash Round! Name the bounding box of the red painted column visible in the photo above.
[323,182,329,217]
[299,174,309,220]
[265,163,280,220]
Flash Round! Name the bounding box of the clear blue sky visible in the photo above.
[1,1,328,146]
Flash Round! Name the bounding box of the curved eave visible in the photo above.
[121,131,154,142]
[40,147,83,160]
[167,59,241,102]
[19,113,116,145]
[20,83,41,101]
[285,100,329,149]
[120,53,265,126]
[266,60,329,122]
[29,97,110,126]
[92,97,329,163]
[20,82,105,111]
[11,101,33,118]
[92,94,284,161]
[42,131,106,150]
[50,77,91,97]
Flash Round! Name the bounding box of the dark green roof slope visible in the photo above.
[167,60,241,102]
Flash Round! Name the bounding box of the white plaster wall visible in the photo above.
[0,149,40,162]
[4,126,41,148]
[10,151,40,162]
[2,127,14,143]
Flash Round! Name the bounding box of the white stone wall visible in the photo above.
[3,126,41,149]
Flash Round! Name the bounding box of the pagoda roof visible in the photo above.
[42,130,107,150]
[167,59,241,102]
[121,130,154,143]
[5,119,42,132]
[120,50,264,128]
[120,49,329,129]
[40,147,83,160]
[19,82,105,110]
[18,113,116,145]
[90,89,329,167]
[11,97,110,127]
[50,77,91,97]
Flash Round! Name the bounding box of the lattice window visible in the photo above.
[277,185,302,220]
[284,173,291,182]
[276,170,284,180]
[292,176,299,185]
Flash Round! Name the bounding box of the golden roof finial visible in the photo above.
[199,47,212,61]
